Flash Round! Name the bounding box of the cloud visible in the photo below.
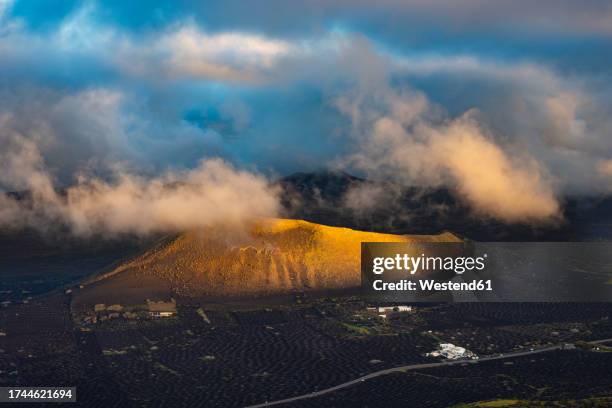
[159,27,291,80]
[63,159,280,236]
[0,3,294,85]
[335,65,560,222]
[0,84,241,185]
[1,2,612,228]
[19,1,611,38]
[0,132,280,236]
[342,183,391,214]
[114,24,295,83]
[427,116,559,221]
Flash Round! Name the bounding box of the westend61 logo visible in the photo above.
[372,253,487,275]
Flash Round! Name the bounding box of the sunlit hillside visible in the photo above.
[78,219,460,302]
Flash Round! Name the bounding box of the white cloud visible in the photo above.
[334,51,561,222]
[0,131,280,236]
[117,24,293,82]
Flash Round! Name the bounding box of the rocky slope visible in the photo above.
[75,219,460,304]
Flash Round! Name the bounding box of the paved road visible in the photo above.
[246,338,612,408]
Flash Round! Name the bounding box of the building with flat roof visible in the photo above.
[147,298,177,317]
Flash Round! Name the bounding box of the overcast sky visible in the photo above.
[2,0,612,225]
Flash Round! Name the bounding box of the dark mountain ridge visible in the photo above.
[278,170,612,241]
[3,170,612,241]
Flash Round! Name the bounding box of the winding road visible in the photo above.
[246,338,612,408]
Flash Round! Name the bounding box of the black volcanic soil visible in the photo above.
[1,294,611,408]
[0,229,155,302]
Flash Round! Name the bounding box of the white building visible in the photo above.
[427,343,478,360]
[378,305,412,313]
[375,305,413,318]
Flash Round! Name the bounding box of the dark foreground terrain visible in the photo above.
[1,293,611,407]
[0,230,154,303]
[2,172,612,407]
